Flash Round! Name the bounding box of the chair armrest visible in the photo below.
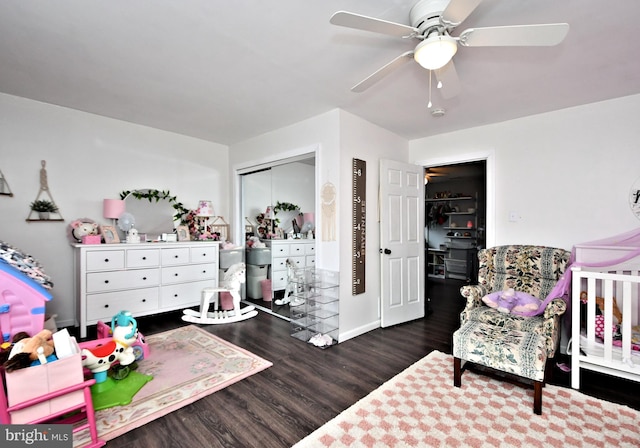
[543,297,567,319]
[459,284,488,324]
[540,297,567,358]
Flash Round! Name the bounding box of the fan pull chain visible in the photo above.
[428,70,432,108]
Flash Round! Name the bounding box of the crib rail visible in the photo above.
[571,266,640,389]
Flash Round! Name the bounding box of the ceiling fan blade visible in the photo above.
[441,0,482,27]
[458,23,570,47]
[434,60,461,99]
[351,51,414,93]
[330,11,419,38]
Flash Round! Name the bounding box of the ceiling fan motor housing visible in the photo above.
[410,0,449,35]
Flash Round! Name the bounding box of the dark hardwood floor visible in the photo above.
[82,278,640,447]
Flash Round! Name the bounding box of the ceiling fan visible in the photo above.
[330,0,569,98]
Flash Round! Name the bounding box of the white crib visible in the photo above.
[570,258,640,389]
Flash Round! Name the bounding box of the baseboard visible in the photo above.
[338,320,380,343]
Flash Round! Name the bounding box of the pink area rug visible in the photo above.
[74,325,272,447]
[294,350,640,448]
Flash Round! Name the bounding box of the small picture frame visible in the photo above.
[244,225,253,234]
[100,225,120,244]
[176,225,190,241]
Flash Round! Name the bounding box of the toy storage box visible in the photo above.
[246,248,271,265]
[219,248,243,269]
[4,353,84,424]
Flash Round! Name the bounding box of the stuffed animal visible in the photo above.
[482,288,542,316]
[67,218,99,243]
[3,329,56,372]
[580,291,623,324]
[126,228,140,243]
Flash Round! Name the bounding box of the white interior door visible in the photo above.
[380,159,425,327]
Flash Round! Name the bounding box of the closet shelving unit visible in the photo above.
[426,194,478,281]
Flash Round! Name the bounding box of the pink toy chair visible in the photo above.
[0,364,105,447]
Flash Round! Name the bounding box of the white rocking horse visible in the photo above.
[274,258,305,307]
[182,262,258,324]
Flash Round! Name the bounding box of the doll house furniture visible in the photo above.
[452,245,570,414]
[0,259,52,342]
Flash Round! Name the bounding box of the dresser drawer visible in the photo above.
[289,243,306,257]
[127,249,160,268]
[86,288,159,323]
[190,246,218,264]
[161,280,214,308]
[86,250,125,271]
[288,255,306,269]
[161,263,217,284]
[161,247,190,265]
[306,255,315,267]
[305,244,315,255]
[86,268,160,293]
[271,272,288,291]
[271,257,288,272]
[270,244,289,257]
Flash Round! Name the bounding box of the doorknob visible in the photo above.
[383,248,391,255]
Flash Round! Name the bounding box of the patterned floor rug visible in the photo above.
[294,350,640,448]
[74,325,272,447]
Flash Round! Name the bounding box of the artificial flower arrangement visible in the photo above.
[182,209,221,241]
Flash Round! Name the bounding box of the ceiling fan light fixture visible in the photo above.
[414,34,457,70]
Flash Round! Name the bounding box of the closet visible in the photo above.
[425,161,486,284]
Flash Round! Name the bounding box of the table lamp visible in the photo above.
[196,200,215,235]
[103,199,125,226]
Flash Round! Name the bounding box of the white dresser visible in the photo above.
[73,241,219,337]
[265,239,315,293]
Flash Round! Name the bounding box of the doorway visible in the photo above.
[423,159,489,316]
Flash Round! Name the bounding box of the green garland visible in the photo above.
[120,189,190,223]
[273,201,299,214]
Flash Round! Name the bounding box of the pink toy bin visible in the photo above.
[4,353,85,424]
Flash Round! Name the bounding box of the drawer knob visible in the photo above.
[142,277,147,280]
[104,258,109,263]
[142,299,146,302]
[174,273,179,277]
[104,304,109,308]
[202,270,206,274]
[104,280,109,284]
[174,294,178,297]
[174,255,179,258]
[142,256,147,260]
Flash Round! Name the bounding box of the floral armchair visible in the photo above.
[459,245,571,359]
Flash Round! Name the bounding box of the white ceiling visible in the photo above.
[1,0,639,146]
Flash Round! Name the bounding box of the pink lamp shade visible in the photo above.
[103,199,125,219]
[196,200,214,217]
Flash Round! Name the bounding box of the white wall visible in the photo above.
[230,110,341,270]
[410,94,640,250]
[0,93,229,327]
[338,110,409,341]
[230,109,408,342]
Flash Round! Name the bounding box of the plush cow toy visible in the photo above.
[81,323,138,383]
